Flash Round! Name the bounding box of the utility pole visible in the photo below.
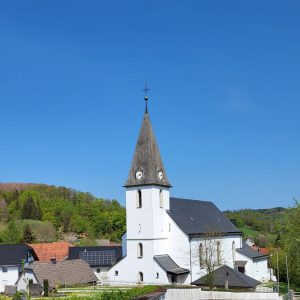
[277,252,279,295]
[285,253,290,292]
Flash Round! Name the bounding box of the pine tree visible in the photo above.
[0,199,8,222]
[22,224,35,243]
[21,196,35,219]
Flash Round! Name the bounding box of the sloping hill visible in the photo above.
[0,183,125,244]
[224,207,286,247]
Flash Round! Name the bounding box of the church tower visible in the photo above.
[123,94,171,282]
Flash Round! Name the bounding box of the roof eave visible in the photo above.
[188,231,243,238]
[124,183,172,188]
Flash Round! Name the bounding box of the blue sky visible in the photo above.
[0,1,299,210]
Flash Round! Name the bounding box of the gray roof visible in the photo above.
[168,198,242,236]
[0,244,38,265]
[68,246,122,267]
[154,255,190,275]
[192,265,261,288]
[236,242,268,260]
[124,111,171,188]
[26,259,97,288]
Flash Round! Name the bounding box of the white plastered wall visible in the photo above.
[0,266,20,292]
[17,271,37,291]
[190,235,242,283]
[235,252,269,282]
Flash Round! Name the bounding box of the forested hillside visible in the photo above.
[225,203,300,287]
[224,207,286,248]
[0,183,126,245]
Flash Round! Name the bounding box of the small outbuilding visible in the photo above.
[191,265,261,289]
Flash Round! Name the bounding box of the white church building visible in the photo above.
[105,96,270,286]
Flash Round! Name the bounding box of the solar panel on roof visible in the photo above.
[79,250,116,266]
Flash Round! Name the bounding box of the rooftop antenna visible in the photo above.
[142,82,151,113]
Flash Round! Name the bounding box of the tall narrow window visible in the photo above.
[199,243,204,269]
[232,241,236,263]
[138,272,144,282]
[136,190,142,208]
[217,241,221,265]
[159,189,163,208]
[137,243,143,258]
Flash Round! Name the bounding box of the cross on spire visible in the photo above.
[142,82,151,113]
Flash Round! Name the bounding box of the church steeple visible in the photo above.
[124,96,171,188]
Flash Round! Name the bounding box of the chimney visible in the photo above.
[50,257,57,264]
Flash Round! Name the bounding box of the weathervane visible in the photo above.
[142,82,151,113]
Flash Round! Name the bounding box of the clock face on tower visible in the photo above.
[135,170,143,180]
[158,171,164,180]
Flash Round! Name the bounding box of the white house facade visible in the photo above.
[0,244,37,293]
[105,96,270,286]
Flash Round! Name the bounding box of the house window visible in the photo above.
[232,241,236,262]
[115,270,118,276]
[2,267,7,272]
[168,223,171,232]
[138,224,141,233]
[96,268,101,273]
[159,189,163,208]
[156,272,159,279]
[199,243,204,269]
[217,241,221,265]
[137,243,143,258]
[138,272,144,282]
[136,190,142,208]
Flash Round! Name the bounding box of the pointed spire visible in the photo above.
[124,96,171,188]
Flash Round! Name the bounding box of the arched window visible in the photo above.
[138,224,141,233]
[138,272,143,282]
[136,190,142,208]
[217,241,221,265]
[137,243,143,258]
[232,241,236,263]
[199,243,204,269]
[159,189,163,208]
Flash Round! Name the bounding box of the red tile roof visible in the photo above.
[251,246,270,256]
[29,241,73,262]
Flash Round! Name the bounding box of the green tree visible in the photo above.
[0,198,8,222]
[22,224,35,243]
[21,196,42,220]
[2,221,22,243]
[282,201,300,285]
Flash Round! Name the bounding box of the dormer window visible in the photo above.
[136,190,142,208]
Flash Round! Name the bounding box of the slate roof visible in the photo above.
[236,242,268,260]
[192,265,261,288]
[29,242,73,262]
[124,111,171,188]
[68,246,122,267]
[0,244,38,265]
[168,198,242,236]
[154,255,190,275]
[25,259,97,288]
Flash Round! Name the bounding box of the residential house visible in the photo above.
[0,244,37,292]
[17,259,97,291]
[68,246,122,281]
[29,241,73,262]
